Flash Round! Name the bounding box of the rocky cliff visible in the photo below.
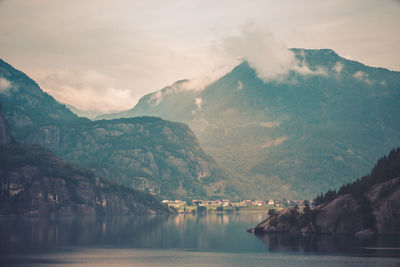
[250,177,400,236]
[27,117,226,199]
[0,103,14,145]
[249,148,400,236]
[0,59,228,200]
[0,108,169,216]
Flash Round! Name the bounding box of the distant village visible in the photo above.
[162,199,315,213]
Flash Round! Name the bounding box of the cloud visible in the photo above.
[195,97,202,109]
[332,61,344,73]
[220,22,326,82]
[34,70,135,112]
[237,80,243,90]
[221,22,295,81]
[0,0,399,115]
[191,97,203,115]
[0,77,12,94]
[353,70,374,85]
[148,90,164,106]
[148,78,210,106]
[180,77,213,91]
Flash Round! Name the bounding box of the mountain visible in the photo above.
[249,147,400,236]
[98,49,400,199]
[0,59,85,140]
[0,59,229,200]
[0,106,169,216]
[66,104,105,119]
[28,117,226,199]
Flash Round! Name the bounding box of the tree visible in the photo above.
[303,200,310,213]
[196,206,206,213]
[282,198,288,207]
[268,209,277,217]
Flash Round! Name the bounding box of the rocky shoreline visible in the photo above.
[248,177,400,237]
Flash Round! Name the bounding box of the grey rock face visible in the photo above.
[0,167,167,216]
[25,118,225,200]
[367,177,400,234]
[314,194,363,234]
[250,177,400,236]
[0,104,14,145]
[0,109,170,216]
[30,126,61,145]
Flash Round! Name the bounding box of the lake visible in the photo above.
[1,213,399,266]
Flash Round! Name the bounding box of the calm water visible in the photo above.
[0,213,399,266]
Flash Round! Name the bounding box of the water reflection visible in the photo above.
[256,233,400,258]
[0,214,399,259]
[0,215,165,249]
[0,214,265,253]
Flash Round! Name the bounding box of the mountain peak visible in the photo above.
[103,48,400,199]
[291,48,339,56]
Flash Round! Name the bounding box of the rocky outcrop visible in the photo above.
[0,155,170,216]
[0,108,170,216]
[249,177,400,236]
[314,194,364,234]
[0,104,14,145]
[367,177,400,234]
[29,125,61,145]
[251,208,305,234]
[250,146,400,236]
[25,118,225,200]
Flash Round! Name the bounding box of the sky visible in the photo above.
[0,0,399,113]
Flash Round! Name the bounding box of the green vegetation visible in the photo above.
[109,49,400,199]
[315,147,400,205]
[196,206,206,213]
[268,209,277,216]
[216,206,223,212]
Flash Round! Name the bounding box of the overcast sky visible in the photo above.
[1,0,399,112]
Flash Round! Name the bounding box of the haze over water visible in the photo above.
[1,213,399,266]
